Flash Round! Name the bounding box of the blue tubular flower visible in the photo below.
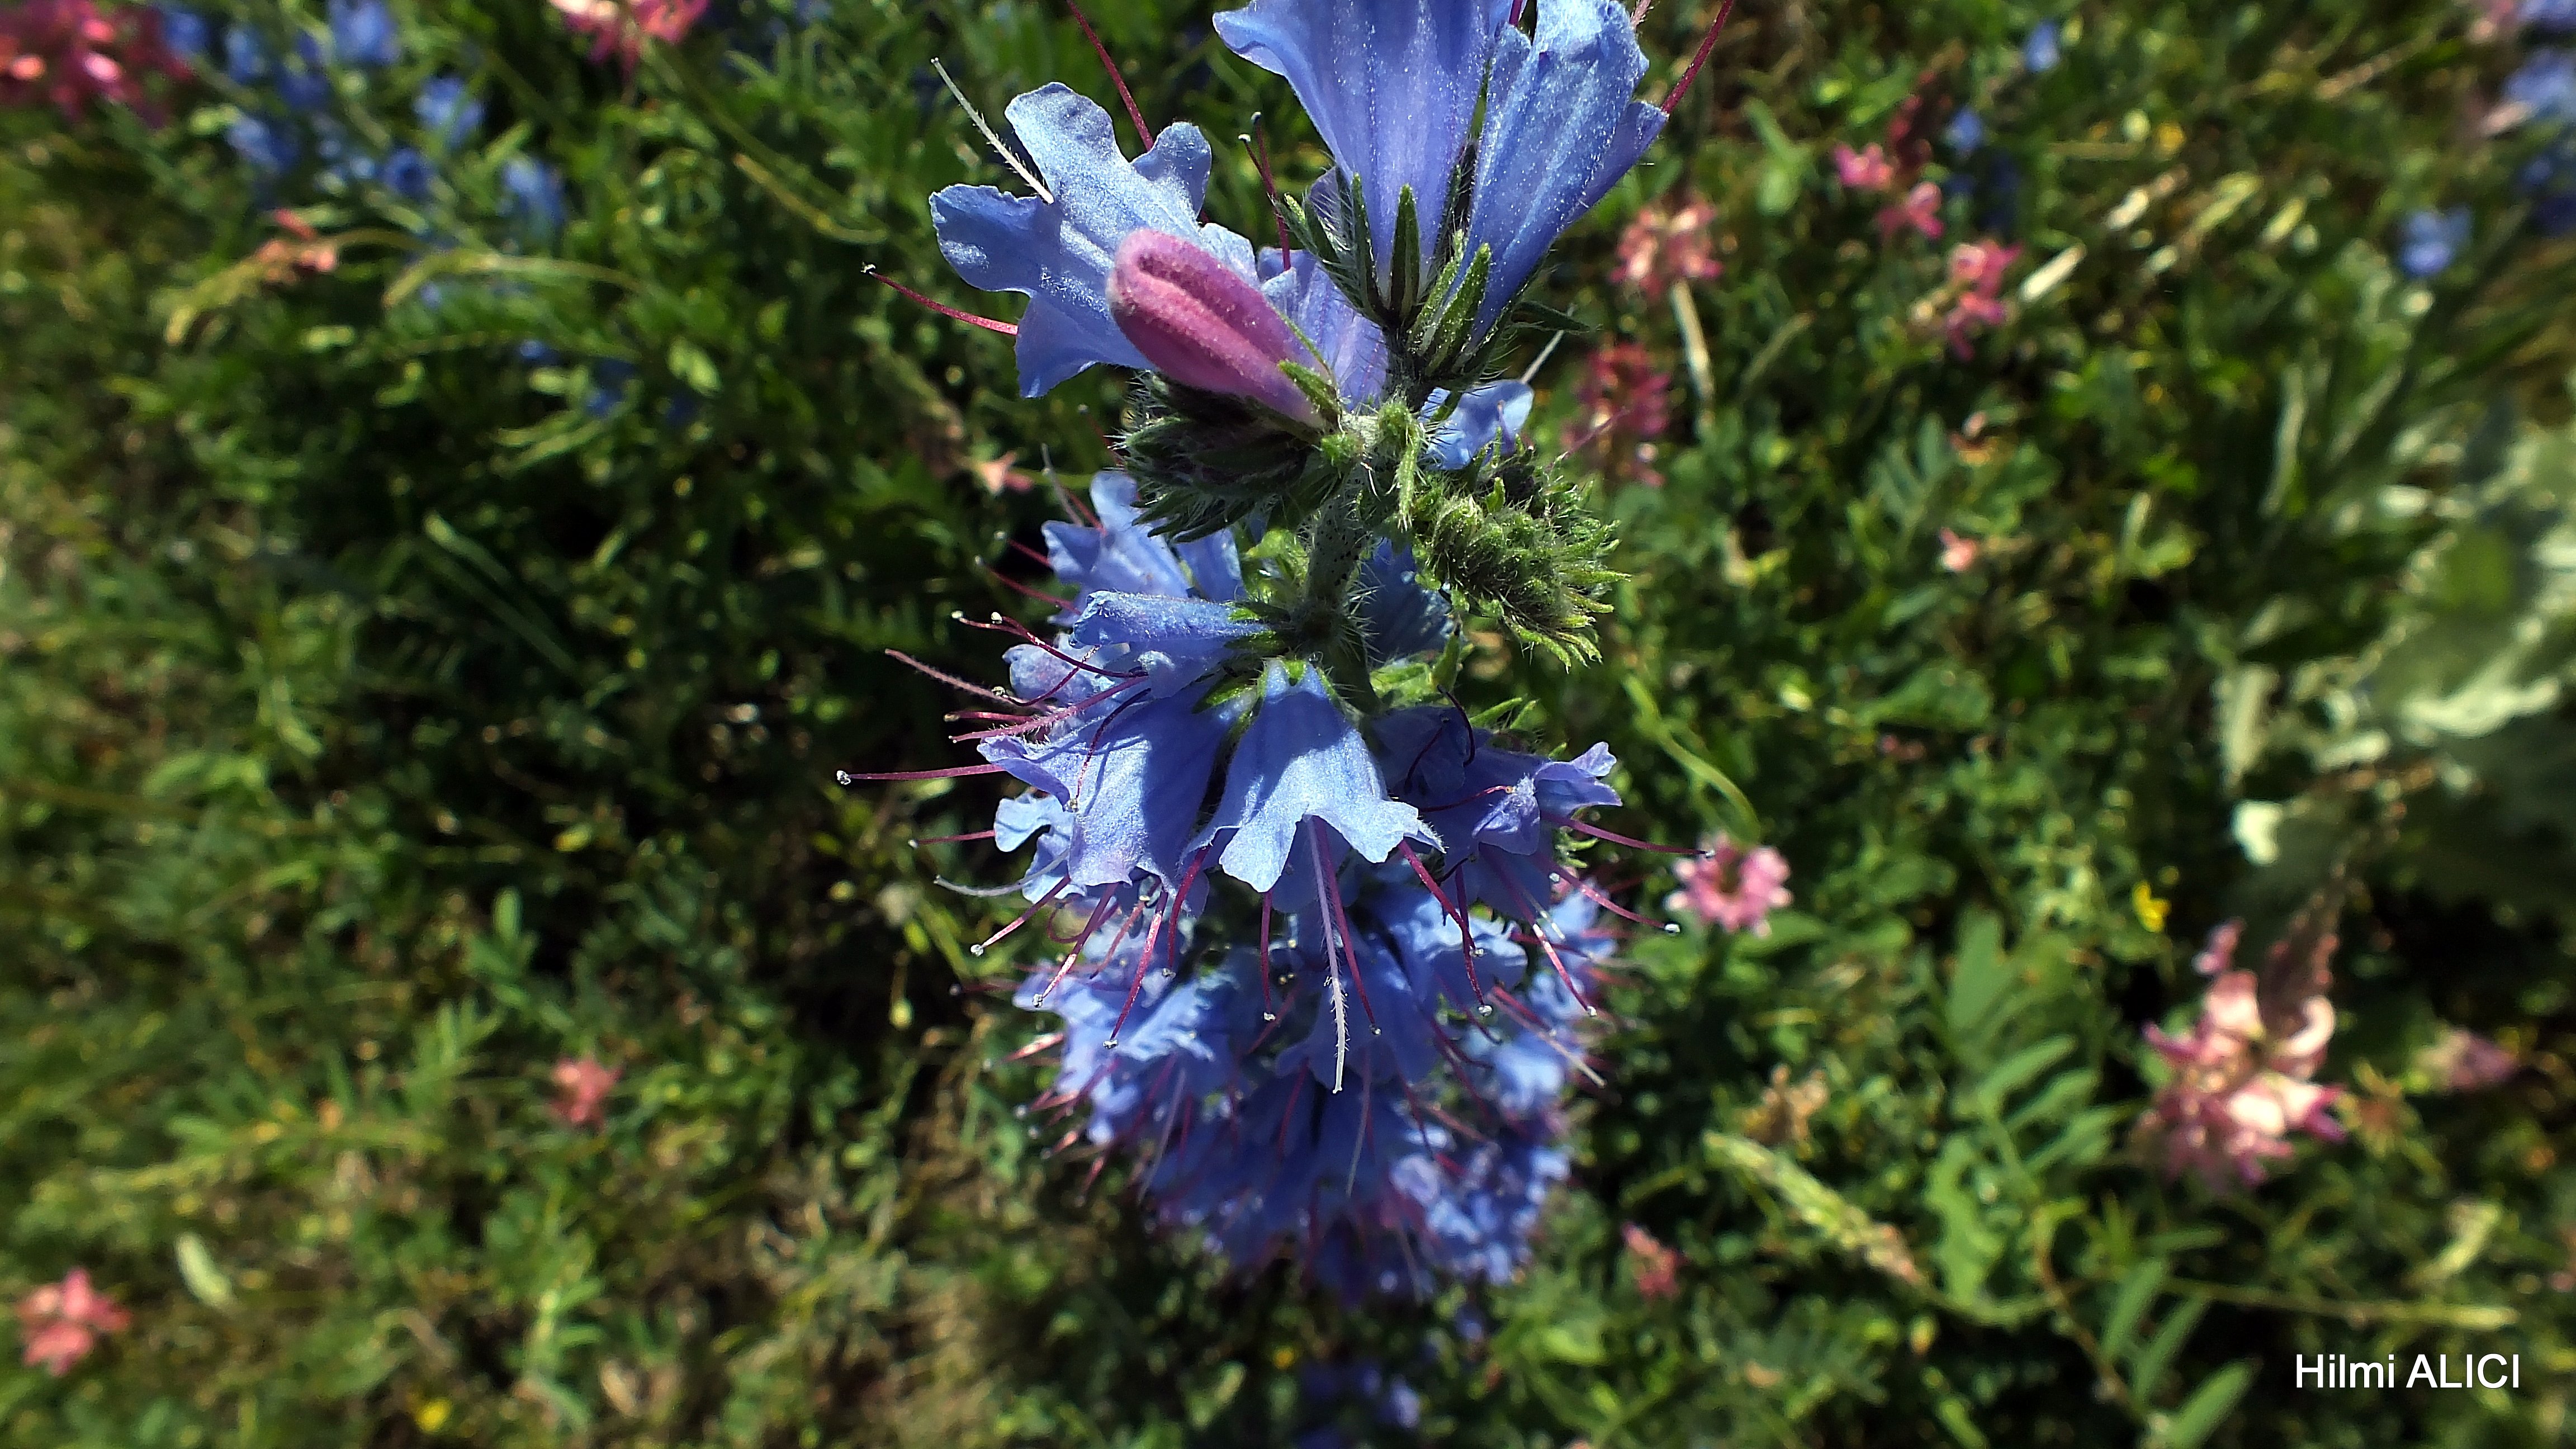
[1372,704,1620,920]
[2023,20,2061,72]
[1423,380,1532,468]
[1197,665,1435,894]
[328,0,399,67]
[501,156,566,242]
[1944,108,1985,153]
[228,113,300,176]
[1355,539,1451,664]
[1260,248,1390,405]
[2397,207,2470,280]
[1400,1129,1569,1281]
[1213,0,1517,273]
[1045,472,1243,607]
[1459,0,1666,337]
[416,75,484,151]
[2508,51,2576,126]
[382,146,433,201]
[931,84,1264,397]
[983,684,1232,891]
[2528,0,2576,33]
[157,5,210,61]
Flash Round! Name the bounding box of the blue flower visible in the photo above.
[1043,472,1243,608]
[2518,140,2576,236]
[2023,20,2061,73]
[1196,664,1434,895]
[1459,0,1666,337]
[2526,0,2576,34]
[932,84,1261,397]
[328,0,400,67]
[1372,704,1620,920]
[157,6,212,61]
[382,146,434,201]
[1355,539,1451,665]
[2507,50,2576,126]
[501,157,566,242]
[584,359,637,416]
[2396,207,2470,279]
[226,113,301,176]
[223,26,268,84]
[1423,381,1532,469]
[1214,0,1517,273]
[1945,108,1986,153]
[416,76,484,151]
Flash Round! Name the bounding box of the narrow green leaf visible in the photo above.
[2101,1258,2169,1362]
[2158,1361,2253,1449]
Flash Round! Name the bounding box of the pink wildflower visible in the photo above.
[2137,920,2346,1191]
[1937,528,1981,572]
[551,1054,621,1128]
[16,1268,130,1376]
[1560,342,1673,489]
[1613,195,1723,294]
[1876,181,1945,242]
[550,0,707,69]
[1947,239,2023,293]
[967,451,1035,495]
[1942,291,2007,357]
[1622,1224,1680,1300]
[2418,1027,2517,1092]
[1832,141,1895,193]
[0,0,190,123]
[1666,833,1792,936]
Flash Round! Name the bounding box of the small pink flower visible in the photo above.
[0,0,190,124]
[1622,1224,1680,1300]
[1937,528,1981,572]
[2137,924,2347,1191]
[967,451,1035,495]
[1942,291,2008,357]
[1560,342,1674,489]
[1876,181,1945,242]
[551,1054,621,1128]
[1947,239,2023,295]
[1666,833,1792,936]
[16,1268,130,1377]
[551,0,707,69]
[1832,141,1896,193]
[1613,196,1723,294]
[2418,1028,2517,1093]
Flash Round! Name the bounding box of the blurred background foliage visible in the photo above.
[3,0,2574,1444]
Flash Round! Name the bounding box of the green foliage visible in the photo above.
[3,0,2574,1445]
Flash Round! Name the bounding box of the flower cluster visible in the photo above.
[2478,0,2576,234]
[15,1268,130,1377]
[2136,920,2348,1191]
[1559,340,1673,489]
[856,0,1745,1296]
[1665,831,1790,936]
[550,0,707,70]
[1612,192,1722,296]
[0,0,191,122]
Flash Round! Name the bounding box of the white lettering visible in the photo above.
[2478,1354,2506,1389]
[2356,1360,2386,1389]
[2408,1355,2437,1388]
[2296,1355,2326,1388]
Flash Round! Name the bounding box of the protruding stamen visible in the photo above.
[1258,895,1277,1021]
[1399,841,1488,1011]
[886,648,1015,700]
[972,880,1067,956]
[911,830,997,847]
[1547,813,1706,855]
[1062,0,1152,153]
[1317,822,1384,1037]
[1660,0,1739,116]
[1518,329,1567,385]
[930,58,1055,202]
[838,763,1007,782]
[1246,115,1292,257]
[982,562,1073,610]
[863,265,1019,336]
[1569,873,1655,925]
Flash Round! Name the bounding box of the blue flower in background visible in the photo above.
[585,359,638,417]
[226,113,301,176]
[382,146,433,202]
[157,4,210,61]
[328,0,400,68]
[2525,0,2576,33]
[2507,50,2576,126]
[2023,20,2061,72]
[501,157,566,242]
[1945,108,1986,153]
[415,77,484,151]
[2520,141,2576,235]
[2397,207,2470,278]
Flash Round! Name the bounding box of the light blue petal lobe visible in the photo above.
[1216,0,1516,273]
[1423,380,1532,468]
[928,85,1223,396]
[1206,666,1433,892]
[1262,248,1390,404]
[1462,0,1667,336]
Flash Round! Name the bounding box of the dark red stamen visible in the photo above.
[1317,823,1384,1036]
[1062,0,1152,153]
[1049,467,1102,529]
[837,762,1007,783]
[886,647,1013,701]
[1009,1030,1066,1062]
[1050,889,1119,948]
[983,562,1074,610]
[1631,0,1653,22]
[1660,0,1739,116]
[1249,115,1292,258]
[1500,875,1598,1016]
[1569,873,1656,925]
[863,265,1018,335]
[1547,813,1704,855]
[973,880,1067,956]
[912,828,997,846]
[1399,841,1488,1011]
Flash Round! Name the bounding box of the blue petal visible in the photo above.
[1422,380,1531,468]
[1259,248,1389,404]
[1063,590,1262,692]
[1043,472,1243,606]
[1355,539,1451,664]
[1202,665,1435,892]
[930,84,1262,396]
[982,686,1229,888]
[1215,0,1516,274]
[1461,0,1665,337]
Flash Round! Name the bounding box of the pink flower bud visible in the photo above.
[1106,230,1319,425]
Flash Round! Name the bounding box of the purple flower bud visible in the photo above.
[1107,230,1319,424]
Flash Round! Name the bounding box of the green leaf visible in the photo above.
[2101,1258,2169,1362]
[2157,1361,2253,1449]
[2126,1298,2206,1402]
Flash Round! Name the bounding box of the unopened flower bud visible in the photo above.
[1107,230,1319,425]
